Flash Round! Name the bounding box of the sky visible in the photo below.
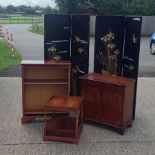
[0,0,56,7]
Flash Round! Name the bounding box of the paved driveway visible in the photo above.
[4,24,44,60]
[139,36,155,76]
[0,77,155,154]
[0,24,43,77]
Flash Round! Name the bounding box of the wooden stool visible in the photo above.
[43,96,83,144]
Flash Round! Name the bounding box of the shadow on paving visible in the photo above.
[139,72,155,77]
[0,65,21,77]
[0,65,155,77]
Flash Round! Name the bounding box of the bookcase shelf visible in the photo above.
[21,60,71,124]
[24,79,68,85]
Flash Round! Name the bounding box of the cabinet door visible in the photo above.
[98,84,124,126]
[81,82,100,120]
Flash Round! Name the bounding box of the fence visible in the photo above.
[0,14,42,24]
[141,16,155,36]
[1,15,154,35]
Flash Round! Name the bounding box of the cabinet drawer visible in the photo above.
[81,79,124,95]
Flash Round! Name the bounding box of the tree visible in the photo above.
[51,8,59,14]
[54,0,155,15]
[24,7,35,14]
[54,0,125,14]
[16,5,29,13]
[54,0,87,13]
[0,5,6,13]
[6,5,17,13]
[123,0,155,15]
[93,0,124,15]
[44,6,52,13]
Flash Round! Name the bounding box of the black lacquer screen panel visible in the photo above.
[94,16,125,76]
[122,16,142,120]
[44,14,71,61]
[71,15,90,96]
[123,16,142,78]
[71,64,89,96]
[71,15,90,66]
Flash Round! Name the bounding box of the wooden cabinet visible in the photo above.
[80,73,135,134]
[21,60,71,123]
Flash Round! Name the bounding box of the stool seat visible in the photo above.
[45,96,83,112]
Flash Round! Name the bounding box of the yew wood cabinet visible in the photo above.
[21,60,71,123]
[80,73,135,134]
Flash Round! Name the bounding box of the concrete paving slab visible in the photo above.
[0,77,155,154]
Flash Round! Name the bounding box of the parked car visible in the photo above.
[150,33,155,54]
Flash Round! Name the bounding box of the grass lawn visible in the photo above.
[0,15,42,24]
[0,19,41,24]
[0,39,22,71]
[29,25,44,35]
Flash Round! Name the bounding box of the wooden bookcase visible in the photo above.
[21,60,71,123]
[80,73,135,134]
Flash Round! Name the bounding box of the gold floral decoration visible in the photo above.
[132,34,138,44]
[129,65,134,71]
[48,46,61,61]
[72,35,81,43]
[96,30,121,75]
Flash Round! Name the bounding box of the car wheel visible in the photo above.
[150,41,155,55]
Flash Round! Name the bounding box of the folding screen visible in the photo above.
[44,14,71,61]
[94,16,125,76]
[122,16,142,119]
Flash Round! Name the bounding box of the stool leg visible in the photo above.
[43,109,47,140]
[75,109,79,138]
[81,104,83,123]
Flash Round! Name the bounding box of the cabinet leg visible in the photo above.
[71,139,78,144]
[117,128,125,135]
[43,136,49,141]
[83,117,88,122]
[21,116,35,124]
[128,121,133,128]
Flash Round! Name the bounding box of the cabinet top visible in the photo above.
[80,73,135,86]
[21,60,71,66]
[45,96,83,112]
